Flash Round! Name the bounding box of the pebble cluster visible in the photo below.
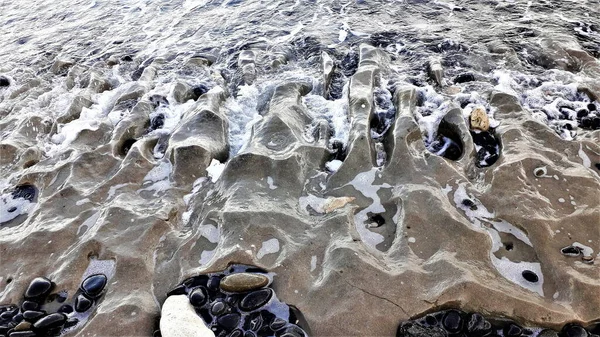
[0,274,108,337]
[160,265,309,337]
[396,309,599,337]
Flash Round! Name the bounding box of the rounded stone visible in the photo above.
[217,313,241,331]
[22,311,45,323]
[239,289,273,312]
[64,318,79,329]
[160,295,214,337]
[442,310,462,333]
[58,304,73,314]
[270,318,288,331]
[32,313,67,330]
[188,287,208,307]
[504,323,523,337]
[539,329,559,337]
[207,276,222,292]
[227,329,243,337]
[75,294,93,312]
[220,273,269,293]
[244,331,257,337]
[81,274,107,298]
[470,107,490,131]
[467,313,492,336]
[211,301,227,316]
[13,321,31,331]
[563,325,589,337]
[21,302,38,312]
[0,76,10,87]
[24,277,53,299]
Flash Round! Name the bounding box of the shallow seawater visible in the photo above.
[1,0,600,336]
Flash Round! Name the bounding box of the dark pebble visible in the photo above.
[131,67,145,81]
[207,276,222,292]
[0,76,10,87]
[244,331,257,337]
[64,318,79,329]
[270,318,288,331]
[21,302,37,312]
[211,301,228,316]
[24,277,52,299]
[596,163,600,171]
[442,310,463,333]
[280,325,306,337]
[588,103,597,111]
[11,185,37,203]
[150,114,165,131]
[504,323,523,337]
[454,73,476,83]
[32,313,67,330]
[0,326,9,334]
[240,289,273,312]
[182,275,209,289]
[0,311,15,321]
[166,285,186,297]
[7,207,16,213]
[189,287,208,307]
[0,305,17,314]
[217,313,241,331]
[577,109,589,118]
[121,55,133,62]
[580,116,600,130]
[424,315,438,326]
[467,313,492,336]
[22,311,45,323]
[75,294,93,313]
[522,270,539,283]
[8,331,36,337]
[81,274,107,298]
[461,199,477,210]
[58,304,73,314]
[11,314,22,323]
[562,324,589,337]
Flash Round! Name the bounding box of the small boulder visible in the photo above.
[0,75,10,87]
[470,106,490,131]
[160,295,215,337]
[220,273,269,293]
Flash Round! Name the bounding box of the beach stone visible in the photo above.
[81,274,107,298]
[470,107,490,131]
[64,318,79,329]
[217,313,241,331]
[220,273,269,293]
[562,325,589,337]
[270,318,287,331]
[13,321,31,331]
[188,287,208,307]
[0,75,10,87]
[58,304,73,314]
[239,289,273,311]
[22,311,44,323]
[466,313,491,336]
[75,294,93,312]
[24,277,52,299]
[442,310,462,333]
[21,301,38,312]
[160,295,215,337]
[454,73,476,83]
[32,312,67,330]
[211,301,227,316]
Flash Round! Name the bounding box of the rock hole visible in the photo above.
[461,199,477,210]
[427,120,463,161]
[533,167,546,177]
[560,246,582,256]
[521,270,539,283]
[6,278,12,284]
[471,130,501,168]
[149,113,165,131]
[505,242,514,251]
[12,184,37,202]
[120,139,137,156]
[22,160,38,169]
[367,213,385,228]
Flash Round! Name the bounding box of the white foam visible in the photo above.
[267,176,277,190]
[206,159,225,183]
[75,198,90,206]
[572,242,594,257]
[199,249,216,266]
[490,256,544,296]
[138,160,173,196]
[310,255,317,272]
[257,238,280,259]
[0,194,34,224]
[346,168,391,249]
[107,183,130,201]
[578,144,591,168]
[325,160,342,172]
[200,224,220,244]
